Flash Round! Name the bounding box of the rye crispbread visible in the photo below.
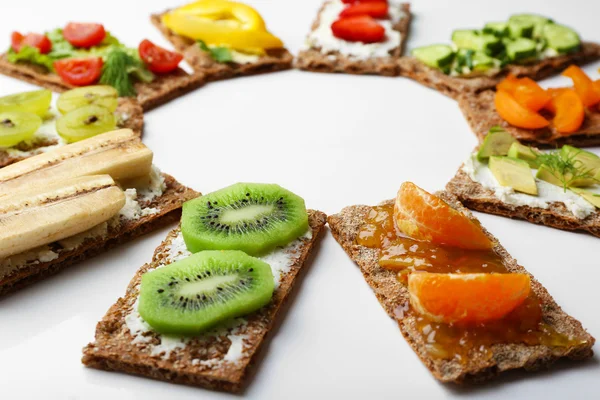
[82,209,326,392]
[295,2,411,76]
[0,54,205,111]
[398,42,600,99]
[0,97,144,169]
[459,90,600,148]
[0,174,199,297]
[446,165,600,238]
[150,14,293,82]
[328,194,595,383]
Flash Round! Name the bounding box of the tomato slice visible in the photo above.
[54,57,103,86]
[63,23,106,48]
[342,0,388,3]
[11,31,52,54]
[340,2,389,18]
[331,16,385,43]
[138,39,183,74]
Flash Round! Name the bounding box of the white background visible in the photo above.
[1,1,599,399]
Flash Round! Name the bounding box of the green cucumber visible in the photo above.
[484,22,508,37]
[509,14,551,38]
[411,44,455,68]
[452,30,502,55]
[543,24,580,53]
[506,38,538,61]
[472,51,495,71]
[508,19,534,38]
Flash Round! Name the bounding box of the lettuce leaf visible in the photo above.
[6,46,55,71]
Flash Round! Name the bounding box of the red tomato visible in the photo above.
[340,2,389,18]
[54,57,103,86]
[138,39,183,74]
[331,16,385,43]
[63,23,106,48]
[11,31,52,54]
[342,0,387,3]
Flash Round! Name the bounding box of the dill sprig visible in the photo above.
[100,47,136,97]
[534,149,597,191]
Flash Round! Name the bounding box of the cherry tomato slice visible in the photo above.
[331,16,385,43]
[54,57,103,86]
[11,32,52,54]
[63,23,106,48]
[342,0,388,3]
[340,2,389,19]
[138,39,183,74]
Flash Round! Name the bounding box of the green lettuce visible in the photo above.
[6,46,55,71]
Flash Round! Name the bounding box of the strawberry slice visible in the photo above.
[340,2,389,18]
[331,16,385,43]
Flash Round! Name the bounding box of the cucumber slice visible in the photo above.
[411,45,455,68]
[472,51,495,71]
[506,38,538,61]
[543,24,580,54]
[508,20,534,38]
[509,14,551,38]
[484,22,508,37]
[452,30,503,55]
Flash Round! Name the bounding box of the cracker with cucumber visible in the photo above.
[151,0,293,82]
[0,129,199,296]
[400,14,600,98]
[447,127,600,237]
[0,86,143,168]
[82,183,327,393]
[296,1,411,76]
[0,24,204,111]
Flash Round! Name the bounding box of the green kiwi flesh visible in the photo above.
[138,250,274,335]
[181,183,309,256]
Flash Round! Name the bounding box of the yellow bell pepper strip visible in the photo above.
[162,0,283,52]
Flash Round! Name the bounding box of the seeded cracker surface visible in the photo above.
[398,42,600,99]
[82,210,327,393]
[0,174,199,296]
[295,2,411,76]
[150,13,293,82]
[327,194,594,383]
[0,54,205,111]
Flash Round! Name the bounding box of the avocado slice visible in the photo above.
[477,128,518,161]
[490,156,538,195]
[536,164,597,188]
[570,187,600,209]
[507,142,540,168]
[560,145,600,175]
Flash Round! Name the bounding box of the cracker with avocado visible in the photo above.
[295,2,411,76]
[0,55,205,111]
[82,210,327,393]
[150,13,293,82]
[459,90,600,148]
[328,194,595,383]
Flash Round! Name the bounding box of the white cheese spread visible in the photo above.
[463,154,597,219]
[305,0,405,59]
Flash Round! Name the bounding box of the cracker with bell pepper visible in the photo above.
[296,0,411,76]
[460,66,600,148]
[0,25,205,111]
[151,0,293,82]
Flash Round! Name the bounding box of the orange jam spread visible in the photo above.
[357,203,585,361]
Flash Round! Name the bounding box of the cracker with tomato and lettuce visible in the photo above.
[296,1,411,76]
[151,0,292,81]
[0,23,204,111]
[400,14,600,99]
[460,66,600,148]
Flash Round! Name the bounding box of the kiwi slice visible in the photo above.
[181,183,309,256]
[57,85,119,115]
[56,105,117,143]
[0,89,51,117]
[0,111,42,147]
[138,250,274,334]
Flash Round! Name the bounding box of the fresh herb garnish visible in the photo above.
[534,149,597,191]
[197,40,233,63]
[100,47,137,97]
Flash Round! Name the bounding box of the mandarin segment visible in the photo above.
[408,272,531,324]
[394,182,493,250]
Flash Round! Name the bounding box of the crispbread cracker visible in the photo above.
[0,174,199,296]
[459,90,600,148]
[0,54,205,111]
[82,210,327,392]
[150,14,293,81]
[295,2,411,76]
[328,195,594,383]
[398,42,600,99]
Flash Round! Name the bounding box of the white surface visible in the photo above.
[0,1,599,399]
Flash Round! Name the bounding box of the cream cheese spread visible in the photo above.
[463,154,597,219]
[305,0,405,59]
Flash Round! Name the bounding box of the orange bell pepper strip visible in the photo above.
[495,90,550,129]
[562,65,600,107]
[544,87,570,113]
[550,89,585,134]
[497,74,551,111]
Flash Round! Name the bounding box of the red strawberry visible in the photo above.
[340,2,389,18]
[331,16,385,43]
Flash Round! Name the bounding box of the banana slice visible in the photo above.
[0,175,125,259]
[0,129,153,197]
